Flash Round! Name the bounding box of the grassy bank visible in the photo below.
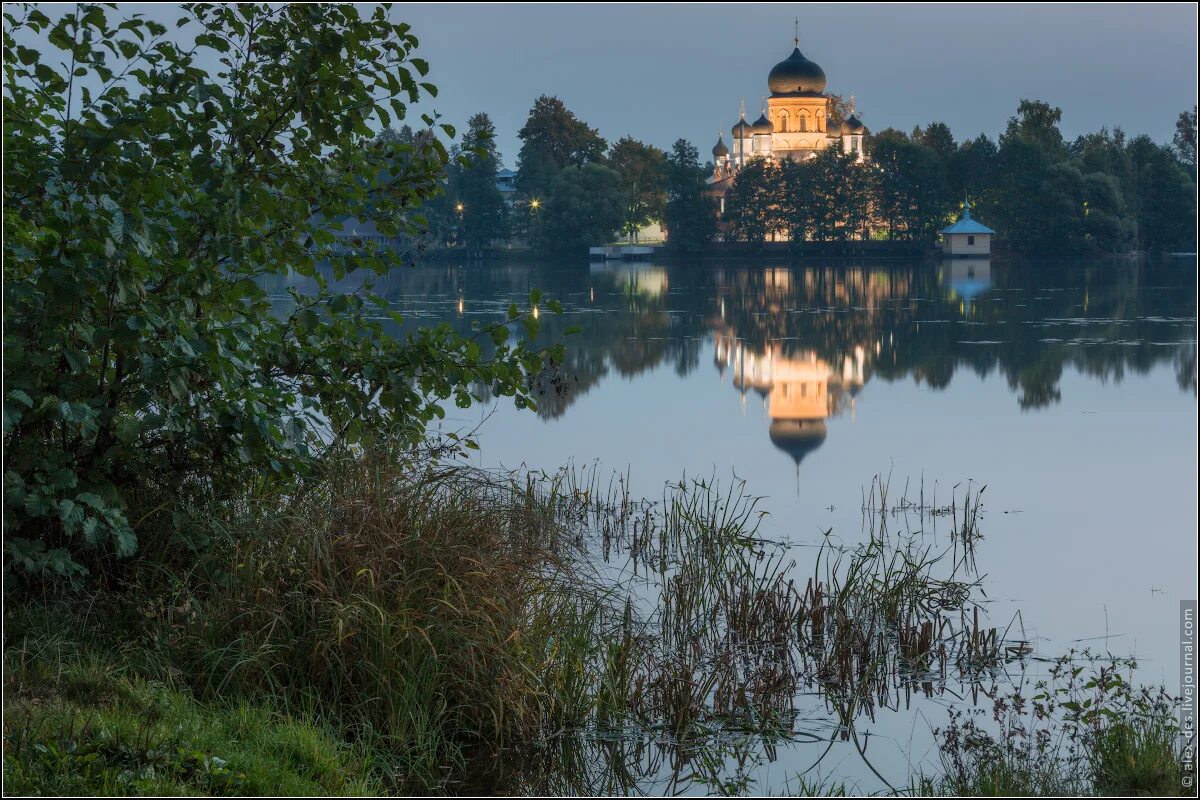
[3,447,1191,796]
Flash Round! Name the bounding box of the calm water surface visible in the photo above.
[276,257,1197,793]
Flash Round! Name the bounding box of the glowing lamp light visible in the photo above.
[530,198,541,210]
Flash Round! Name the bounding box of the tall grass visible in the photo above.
[147,442,619,791]
[5,453,1191,796]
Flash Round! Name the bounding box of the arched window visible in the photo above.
[778,110,789,133]
[799,111,808,132]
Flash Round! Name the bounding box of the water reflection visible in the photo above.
[942,257,992,309]
[262,256,1195,422]
[717,334,867,472]
[260,256,1196,794]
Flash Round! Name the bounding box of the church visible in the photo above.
[708,28,868,194]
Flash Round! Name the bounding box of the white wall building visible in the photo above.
[940,200,994,256]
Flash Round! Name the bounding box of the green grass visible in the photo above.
[2,627,382,796]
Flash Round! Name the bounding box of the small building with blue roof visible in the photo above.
[940,199,994,257]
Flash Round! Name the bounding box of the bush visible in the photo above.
[2,3,559,584]
[931,651,1190,796]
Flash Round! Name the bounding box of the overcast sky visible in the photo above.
[15,3,1198,166]
[398,2,1198,166]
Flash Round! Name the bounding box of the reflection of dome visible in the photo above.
[768,419,828,465]
[767,48,827,95]
[752,113,774,134]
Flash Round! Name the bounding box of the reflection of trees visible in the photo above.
[260,258,1197,418]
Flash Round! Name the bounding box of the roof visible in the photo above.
[941,201,995,235]
[768,47,827,96]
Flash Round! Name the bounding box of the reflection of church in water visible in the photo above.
[715,332,866,469]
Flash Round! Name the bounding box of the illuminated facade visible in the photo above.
[708,28,868,193]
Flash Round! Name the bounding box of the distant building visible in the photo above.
[940,200,994,257]
[495,167,518,206]
[706,25,869,225]
[709,28,868,182]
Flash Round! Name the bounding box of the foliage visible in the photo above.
[515,94,607,202]
[662,139,717,254]
[779,148,871,243]
[1173,105,1196,174]
[870,134,953,244]
[536,163,626,252]
[448,112,509,254]
[708,97,1192,255]
[1127,134,1197,252]
[725,158,782,245]
[931,651,1188,797]
[2,3,561,584]
[607,135,667,240]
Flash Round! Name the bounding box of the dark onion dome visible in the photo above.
[767,47,827,96]
[768,419,827,465]
[840,114,866,135]
[712,134,729,157]
[732,117,753,139]
[751,113,774,135]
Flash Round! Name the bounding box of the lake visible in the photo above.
[272,255,1197,793]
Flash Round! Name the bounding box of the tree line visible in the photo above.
[712,99,1195,255]
[399,96,1195,257]
[380,95,716,255]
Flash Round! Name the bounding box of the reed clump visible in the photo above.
[150,442,614,792]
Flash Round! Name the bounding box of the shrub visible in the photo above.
[2,3,560,585]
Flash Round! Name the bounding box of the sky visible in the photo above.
[13,3,1198,166]
[399,3,1197,166]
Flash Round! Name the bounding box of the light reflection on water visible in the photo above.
[267,257,1197,794]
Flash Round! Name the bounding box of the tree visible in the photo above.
[914,122,957,160]
[2,3,560,582]
[725,159,782,246]
[376,124,416,146]
[1081,171,1136,253]
[1002,99,1068,161]
[515,95,607,202]
[869,137,953,244]
[1174,106,1197,174]
[949,134,998,204]
[608,136,667,241]
[450,112,508,255]
[778,157,817,244]
[536,163,626,253]
[662,139,717,254]
[1127,135,1197,252]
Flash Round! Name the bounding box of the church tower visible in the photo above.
[765,20,832,159]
